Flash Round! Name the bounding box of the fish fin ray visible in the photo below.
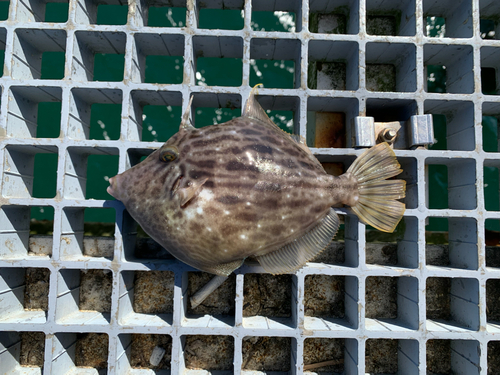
[256,209,340,274]
[177,177,208,206]
[242,84,280,129]
[346,142,406,232]
[180,96,195,130]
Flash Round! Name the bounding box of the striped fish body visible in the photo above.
[108,89,405,276]
[111,116,352,273]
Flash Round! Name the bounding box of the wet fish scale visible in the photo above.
[108,88,405,279]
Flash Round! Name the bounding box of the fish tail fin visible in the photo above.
[346,142,406,233]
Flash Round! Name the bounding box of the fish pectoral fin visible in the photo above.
[256,209,340,274]
[242,84,280,129]
[177,177,208,206]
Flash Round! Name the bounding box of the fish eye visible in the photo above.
[159,147,178,163]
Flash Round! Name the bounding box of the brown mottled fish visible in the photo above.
[107,87,405,305]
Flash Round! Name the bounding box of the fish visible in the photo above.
[107,86,405,304]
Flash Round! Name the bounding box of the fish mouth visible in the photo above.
[107,176,117,198]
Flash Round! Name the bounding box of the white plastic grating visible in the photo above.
[0,0,499,374]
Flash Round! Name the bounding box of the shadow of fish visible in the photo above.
[108,86,405,306]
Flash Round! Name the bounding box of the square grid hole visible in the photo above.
[132,33,184,84]
[193,36,243,87]
[242,336,293,372]
[67,88,122,140]
[251,0,300,32]
[365,276,419,331]
[481,47,500,95]
[426,157,477,210]
[0,205,55,259]
[365,216,419,269]
[182,335,234,372]
[118,271,174,327]
[63,146,119,200]
[480,0,500,40]
[243,274,295,329]
[483,102,500,152]
[52,333,109,373]
[75,0,127,25]
[11,29,66,80]
[303,338,358,373]
[303,275,358,331]
[426,277,479,331]
[0,331,46,373]
[72,31,126,82]
[0,267,49,324]
[117,333,172,371]
[423,0,473,38]
[309,0,360,34]
[426,340,480,375]
[366,0,416,36]
[2,145,58,199]
[184,272,236,328]
[365,43,416,93]
[128,90,183,142]
[308,40,359,91]
[425,100,475,151]
[56,268,113,325]
[424,44,474,94]
[425,217,478,271]
[6,86,62,138]
[60,207,115,260]
[365,339,419,374]
[250,38,300,89]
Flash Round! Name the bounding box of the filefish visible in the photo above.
[107,87,405,301]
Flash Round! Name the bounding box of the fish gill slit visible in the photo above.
[171,175,183,196]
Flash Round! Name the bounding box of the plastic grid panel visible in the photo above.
[0,0,498,374]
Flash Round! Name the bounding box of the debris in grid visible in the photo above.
[149,346,166,367]
[131,334,172,369]
[303,338,344,373]
[187,272,236,316]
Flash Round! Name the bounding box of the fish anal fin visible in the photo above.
[177,177,208,206]
[256,209,340,274]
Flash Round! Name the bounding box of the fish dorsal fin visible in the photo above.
[243,84,279,129]
[177,177,208,206]
[180,96,195,131]
[256,209,340,274]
